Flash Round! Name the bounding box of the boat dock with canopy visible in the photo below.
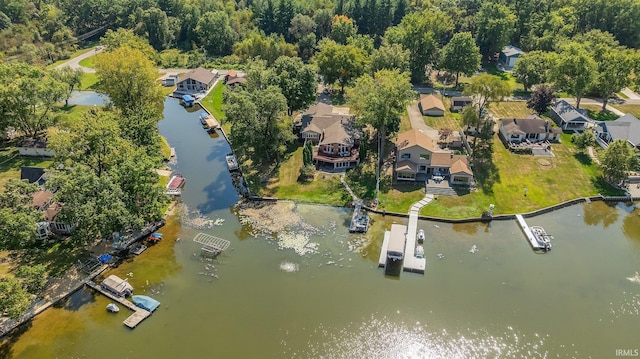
[193,233,231,256]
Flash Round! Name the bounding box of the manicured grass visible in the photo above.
[160,136,171,160]
[200,81,225,120]
[57,104,93,122]
[378,183,425,213]
[614,104,640,118]
[489,101,535,119]
[399,112,412,133]
[78,54,101,68]
[252,147,350,206]
[422,98,462,131]
[617,91,629,99]
[485,63,524,92]
[420,133,617,218]
[582,105,619,122]
[80,72,99,90]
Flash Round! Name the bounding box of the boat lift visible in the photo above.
[193,233,231,257]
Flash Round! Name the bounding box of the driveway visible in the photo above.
[55,46,104,73]
[406,101,439,139]
[559,98,626,117]
[621,88,640,101]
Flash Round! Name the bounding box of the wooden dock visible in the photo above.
[85,281,151,329]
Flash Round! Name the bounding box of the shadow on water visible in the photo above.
[0,322,32,359]
[53,288,96,312]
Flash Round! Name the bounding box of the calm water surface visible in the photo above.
[3,98,640,358]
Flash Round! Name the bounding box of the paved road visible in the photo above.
[559,98,626,116]
[621,88,640,101]
[55,46,104,73]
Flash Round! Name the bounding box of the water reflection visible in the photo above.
[582,201,619,227]
[622,208,640,243]
[67,91,110,107]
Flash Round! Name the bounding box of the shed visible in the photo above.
[450,96,473,112]
[499,45,524,69]
[101,275,133,297]
[419,95,445,116]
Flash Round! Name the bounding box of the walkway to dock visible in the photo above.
[515,214,546,251]
[85,281,151,329]
[403,194,434,273]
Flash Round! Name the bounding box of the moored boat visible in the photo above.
[226,153,239,171]
[530,226,552,251]
[106,303,120,312]
[129,243,147,255]
[415,245,424,259]
[166,174,186,195]
[148,232,163,244]
[417,229,425,244]
[132,295,161,312]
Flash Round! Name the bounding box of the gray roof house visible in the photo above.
[499,115,562,145]
[549,100,590,131]
[594,113,640,150]
[20,166,46,185]
[499,45,524,69]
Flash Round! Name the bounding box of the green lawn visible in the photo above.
[581,105,619,122]
[0,147,53,191]
[80,72,99,90]
[47,45,97,69]
[614,104,640,118]
[489,101,535,119]
[251,147,350,206]
[485,63,524,92]
[78,54,100,68]
[422,97,462,130]
[420,133,620,218]
[378,183,425,213]
[200,81,225,120]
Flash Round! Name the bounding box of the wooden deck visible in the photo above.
[85,281,151,329]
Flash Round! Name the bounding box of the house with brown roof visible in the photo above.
[224,70,247,87]
[419,94,445,116]
[175,67,217,94]
[298,103,360,170]
[498,115,561,145]
[32,190,75,240]
[395,129,473,184]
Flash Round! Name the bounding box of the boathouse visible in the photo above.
[101,275,133,297]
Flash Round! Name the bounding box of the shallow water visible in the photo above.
[3,98,640,358]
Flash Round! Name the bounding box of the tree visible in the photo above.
[346,70,413,200]
[101,29,157,61]
[392,0,406,26]
[272,56,318,115]
[274,0,295,38]
[463,74,512,117]
[438,32,481,87]
[513,51,552,91]
[225,62,295,163]
[571,130,595,152]
[196,11,237,57]
[0,277,31,320]
[53,66,83,106]
[369,43,409,74]
[594,49,635,111]
[461,105,481,135]
[384,9,453,83]
[313,9,334,39]
[233,33,298,65]
[475,2,517,58]
[551,42,597,109]
[0,63,68,138]
[139,7,173,51]
[95,46,165,118]
[297,33,316,62]
[288,14,316,41]
[16,264,47,294]
[49,110,132,177]
[526,84,556,115]
[316,39,368,92]
[259,0,276,35]
[303,139,313,166]
[0,208,38,250]
[330,15,357,45]
[600,139,639,184]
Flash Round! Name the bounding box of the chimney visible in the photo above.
[321,129,325,141]
[544,120,549,132]
[513,118,517,124]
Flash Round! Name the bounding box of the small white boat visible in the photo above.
[106,303,120,313]
[415,245,424,259]
[226,153,239,171]
[530,226,552,251]
[417,229,425,243]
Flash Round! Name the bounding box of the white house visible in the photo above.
[499,45,524,70]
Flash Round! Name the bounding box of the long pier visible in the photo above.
[85,281,151,329]
[515,214,546,250]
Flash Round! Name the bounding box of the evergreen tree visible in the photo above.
[275,0,295,38]
[375,0,392,36]
[259,0,276,35]
[303,140,313,166]
[336,0,345,15]
[392,0,406,26]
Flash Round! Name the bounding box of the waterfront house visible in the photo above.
[17,138,55,157]
[499,45,524,70]
[450,96,473,112]
[395,129,473,183]
[175,67,217,94]
[32,190,76,240]
[549,100,590,131]
[419,94,445,116]
[298,103,360,170]
[101,275,133,297]
[594,113,640,151]
[498,115,561,144]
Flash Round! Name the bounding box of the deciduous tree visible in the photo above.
[571,129,595,152]
[594,49,635,111]
[513,51,553,91]
[233,33,297,65]
[95,46,165,118]
[53,66,83,106]
[369,43,409,74]
[0,277,31,320]
[438,32,481,87]
[551,42,596,109]
[272,56,318,115]
[316,39,368,92]
[16,264,47,294]
[288,14,316,41]
[600,139,639,184]
[475,2,516,58]
[101,29,157,61]
[526,84,556,115]
[196,11,237,57]
[330,15,357,45]
[463,74,512,117]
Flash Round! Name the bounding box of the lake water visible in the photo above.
[2,98,640,358]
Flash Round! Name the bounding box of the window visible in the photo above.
[397,172,416,179]
[420,154,430,160]
[419,166,426,171]
[400,153,411,159]
[324,145,333,153]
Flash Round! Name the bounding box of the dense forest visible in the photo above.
[1,0,639,76]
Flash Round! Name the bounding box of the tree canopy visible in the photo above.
[437,32,481,86]
[272,56,318,115]
[551,42,597,109]
[463,73,512,117]
[600,139,639,184]
[316,39,368,92]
